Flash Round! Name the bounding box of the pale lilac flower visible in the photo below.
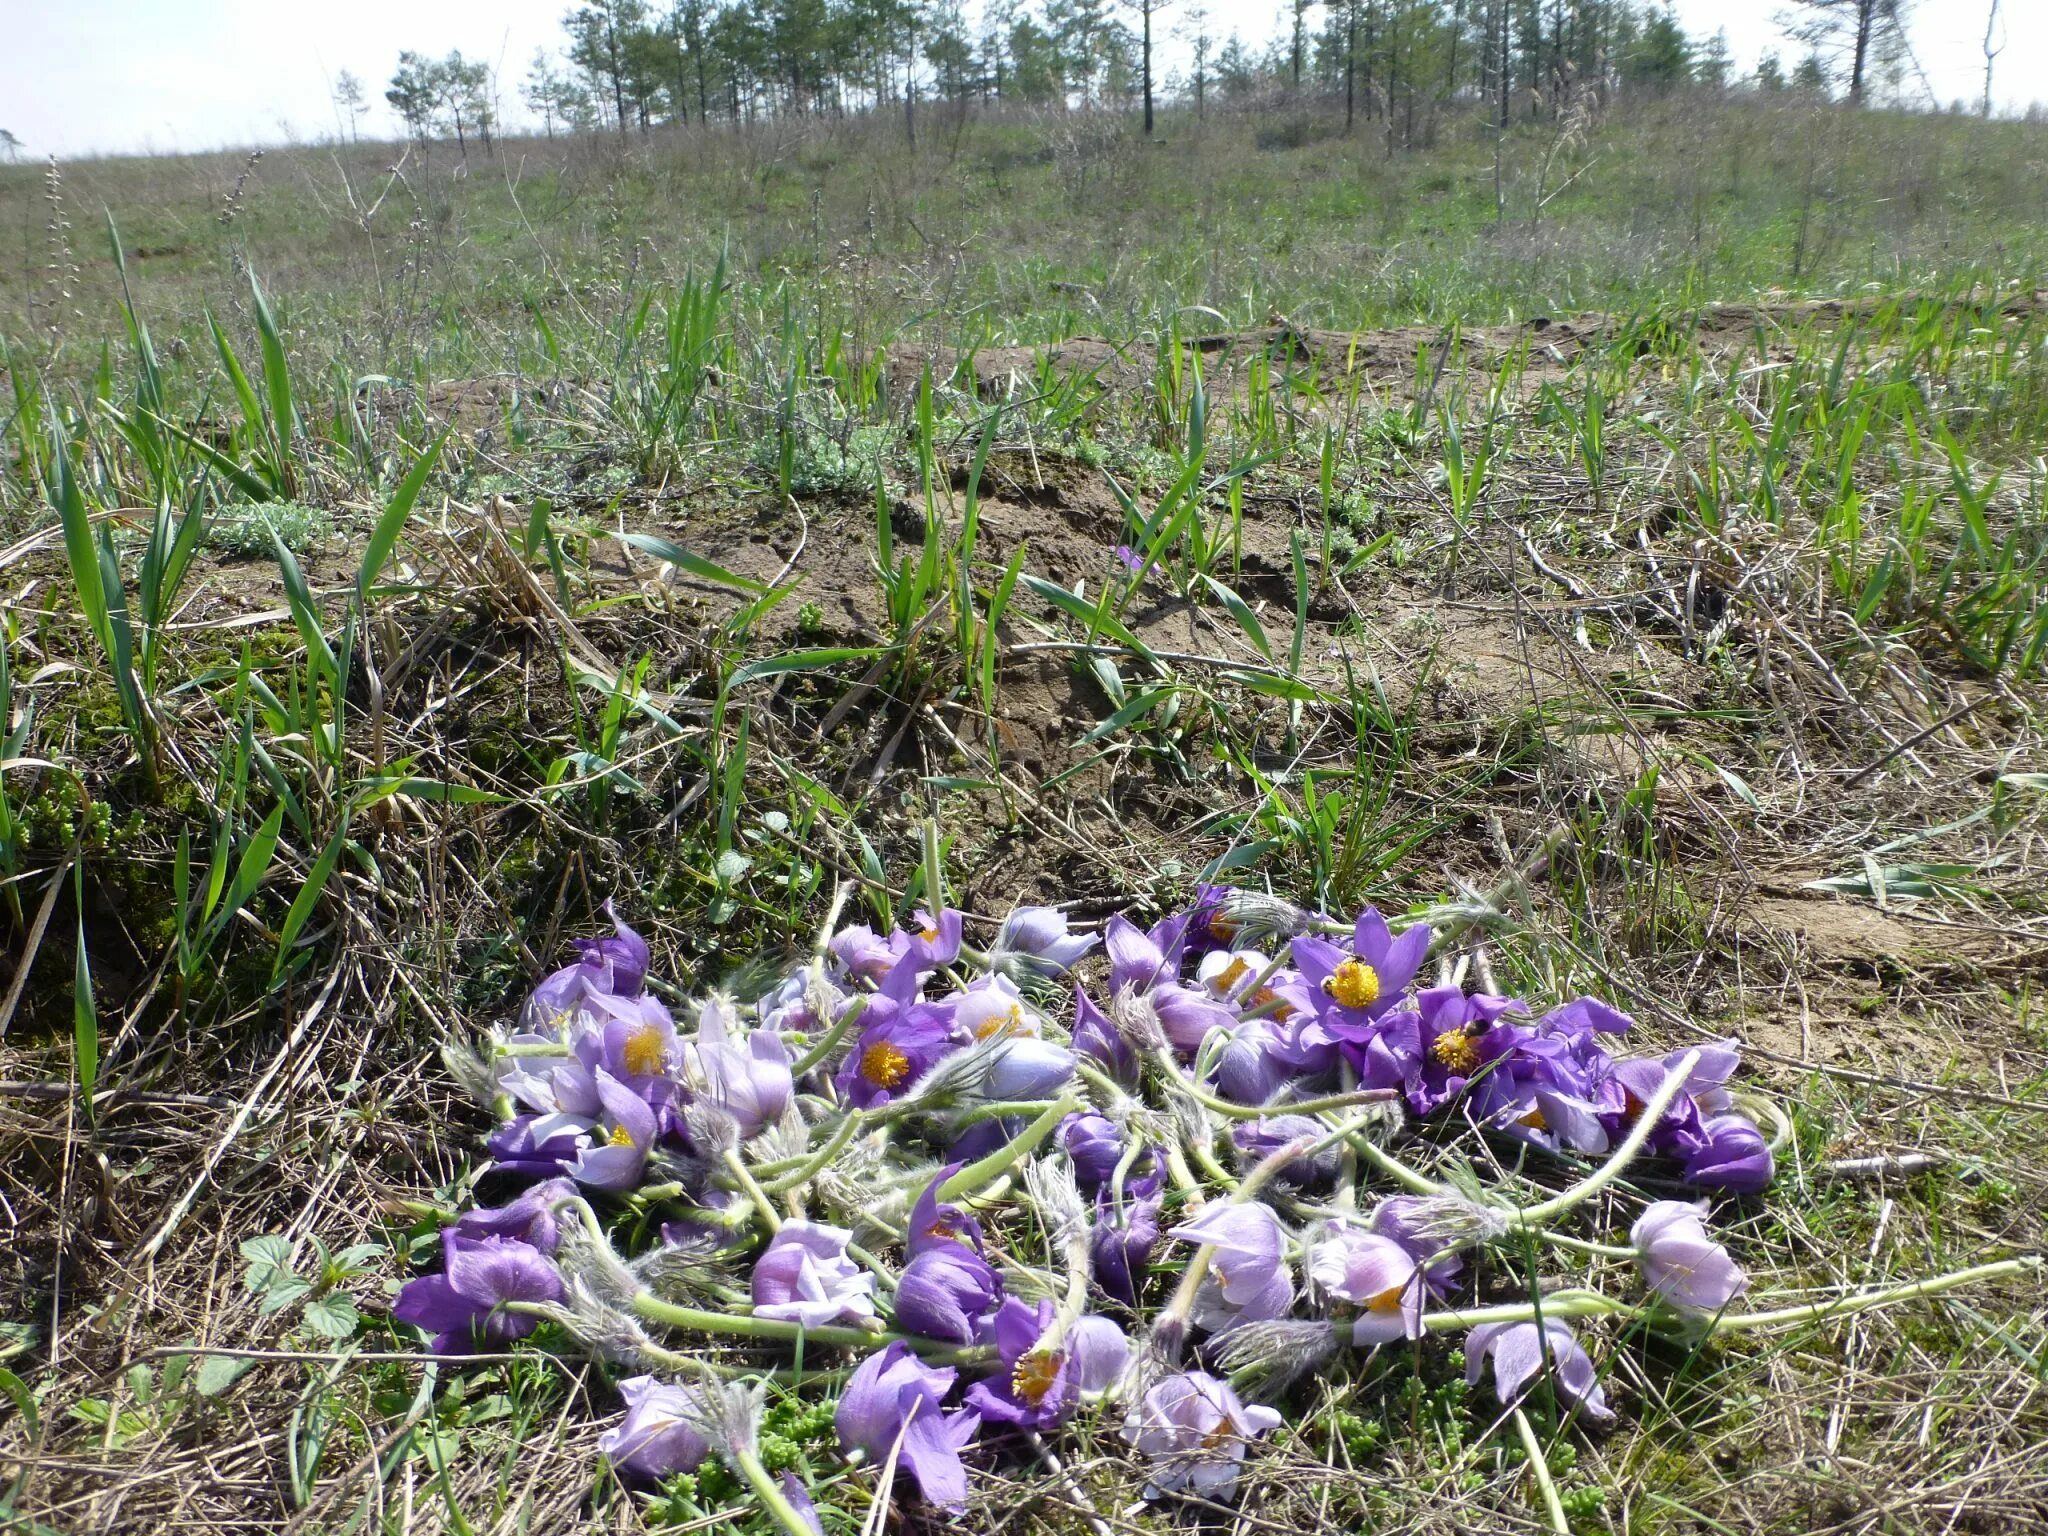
[598,1376,711,1479]
[691,997,793,1138]
[452,1177,576,1253]
[1305,1224,1423,1344]
[991,905,1097,977]
[750,1222,876,1327]
[953,973,1040,1041]
[836,1342,982,1511]
[1632,1201,1748,1310]
[565,1070,659,1191]
[1122,1370,1281,1499]
[984,1038,1076,1099]
[1466,1319,1614,1421]
[1169,1202,1293,1327]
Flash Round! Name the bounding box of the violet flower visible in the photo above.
[1367,1195,1468,1294]
[1059,1111,1130,1192]
[1068,1314,1131,1396]
[565,1070,660,1190]
[1465,1319,1614,1421]
[907,1164,986,1254]
[691,997,794,1138]
[954,973,1039,1042]
[452,1176,576,1253]
[1208,1018,1298,1106]
[574,990,682,1088]
[391,1231,563,1354]
[1103,913,1236,1052]
[751,1222,877,1327]
[894,1243,1003,1343]
[1680,1113,1774,1193]
[1092,1176,1163,1304]
[1232,1115,1341,1188]
[1305,1224,1423,1344]
[828,924,897,983]
[1291,906,1431,1027]
[1402,983,1523,1115]
[964,1298,1079,1429]
[983,1038,1076,1099]
[835,1341,982,1511]
[1632,1200,1748,1310]
[1121,1370,1282,1499]
[894,908,965,973]
[837,1005,958,1109]
[990,905,1097,977]
[522,904,651,1029]
[486,1113,591,1178]
[1169,1202,1294,1328]
[598,1376,711,1480]
[1072,992,1139,1088]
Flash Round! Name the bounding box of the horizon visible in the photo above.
[2,0,2041,161]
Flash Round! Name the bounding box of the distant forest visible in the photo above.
[333,0,1998,153]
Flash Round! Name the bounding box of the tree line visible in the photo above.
[352,0,1945,153]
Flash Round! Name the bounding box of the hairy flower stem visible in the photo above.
[623,1294,990,1361]
[1709,1257,2041,1333]
[1514,1049,1702,1227]
[1154,1133,1323,1357]
[757,1111,868,1195]
[1513,1407,1571,1536]
[1150,1045,1399,1121]
[722,1148,784,1232]
[950,1098,1069,1130]
[936,1095,1079,1202]
[732,1443,821,1536]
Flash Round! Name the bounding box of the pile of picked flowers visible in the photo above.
[406,871,2034,1533]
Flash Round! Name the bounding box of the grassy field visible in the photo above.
[2,94,2047,1535]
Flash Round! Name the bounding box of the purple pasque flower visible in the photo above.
[1632,1200,1748,1310]
[690,997,793,1138]
[1060,1111,1137,1192]
[835,1341,982,1512]
[486,1113,592,1178]
[1208,1018,1298,1106]
[453,1177,576,1253]
[1069,1314,1131,1395]
[565,1070,660,1190]
[779,1473,825,1536]
[828,924,898,983]
[965,1298,1080,1429]
[1072,992,1139,1088]
[907,1164,986,1255]
[1367,1195,1468,1295]
[1232,1115,1341,1187]
[1291,906,1432,1029]
[1305,1224,1423,1344]
[1092,1174,1163,1304]
[953,972,1039,1042]
[751,1222,876,1327]
[894,1243,1004,1343]
[1122,1370,1282,1499]
[836,982,959,1110]
[1114,543,1146,574]
[598,1376,711,1480]
[574,989,682,1089]
[1466,1319,1614,1421]
[893,908,964,973]
[392,1230,563,1354]
[1104,914,1236,1053]
[522,904,651,1029]
[1679,1113,1774,1193]
[991,905,1097,977]
[1169,1202,1293,1329]
[1404,983,1524,1115]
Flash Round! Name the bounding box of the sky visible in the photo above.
[0,0,2040,158]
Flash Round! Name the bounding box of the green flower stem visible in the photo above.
[1513,1407,1571,1536]
[1157,1133,1323,1349]
[1341,1129,1443,1195]
[734,1443,822,1536]
[1417,1289,1626,1333]
[757,1110,869,1195]
[937,1095,1078,1202]
[1514,1049,1701,1227]
[791,995,867,1079]
[1709,1257,2041,1333]
[625,1294,989,1361]
[498,1042,571,1057]
[949,1098,1069,1130]
[1151,1044,1400,1121]
[1539,1229,1638,1260]
[723,1147,784,1232]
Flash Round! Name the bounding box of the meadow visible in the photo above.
[2,91,2047,1535]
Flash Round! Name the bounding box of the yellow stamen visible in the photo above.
[1368,1283,1408,1314]
[1208,911,1239,942]
[859,1040,913,1089]
[975,1002,1027,1041]
[1010,1350,1064,1405]
[1323,958,1381,1011]
[1517,1105,1549,1132]
[622,1025,667,1077]
[607,1122,637,1147]
[1213,957,1252,994]
[919,927,941,944]
[1248,986,1295,1022]
[1431,1030,1480,1074]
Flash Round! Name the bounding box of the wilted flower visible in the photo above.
[835,1342,982,1511]
[392,1231,563,1354]
[1121,1370,1282,1499]
[1632,1200,1748,1310]
[1232,1115,1341,1187]
[1104,914,1236,1052]
[1366,1194,1501,1294]
[598,1376,711,1480]
[1092,1176,1163,1304]
[894,1243,1004,1343]
[1465,1319,1614,1421]
[690,998,793,1138]
[751,1222,876,1327]
[990,905,1097,977]
[1169,1203,1293,1329]
[1305,1224,1423,1344]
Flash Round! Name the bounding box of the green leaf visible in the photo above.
[249,270,297,459]
[1198,573,1275,662]
[358,430,449,595]
[48,407,112,657]
[271,531,339,684]
[298,1293,360,1341]
[73,877,99,1112]
[727,647,878,690]
[271,820,349,981]
[618,533,766,593]
[240,1233,295,1282]
[256,1275,314,1316]
[1018,573,1159,667]
[194,1354,256,1398]
[0,1366,38,1440]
